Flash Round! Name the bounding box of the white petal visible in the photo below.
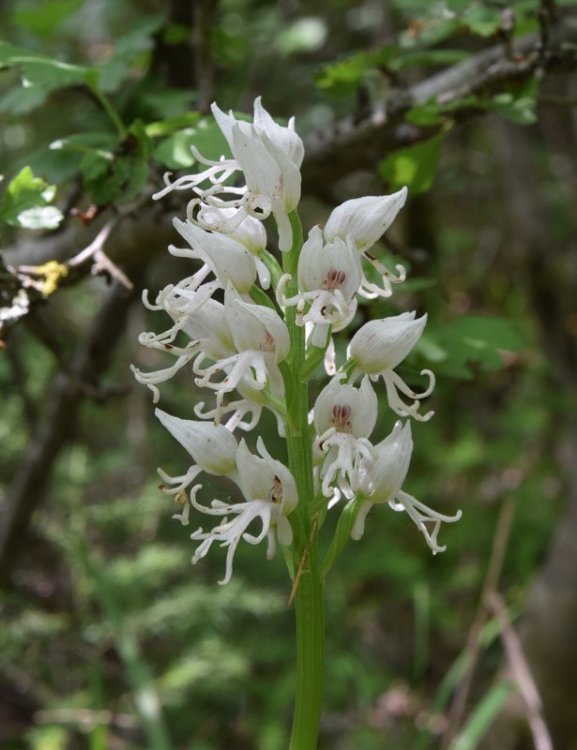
[324,188,408,253]
[354,421,413,502]
[155,409,238,475]
[348,312,427,374]
[253,96,305,168]
[173,219,257,293]
[226,289,290,362]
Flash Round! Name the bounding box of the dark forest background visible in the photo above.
[1,1,577,748]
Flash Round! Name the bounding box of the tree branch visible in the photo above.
[0,272,143,585]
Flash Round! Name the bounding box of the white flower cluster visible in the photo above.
[133,98,461,583]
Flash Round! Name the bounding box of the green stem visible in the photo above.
[290,553,325,750]
[282,210,325,750]
[88,83,127,138]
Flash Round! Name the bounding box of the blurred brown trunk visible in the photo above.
[478,89,577,749]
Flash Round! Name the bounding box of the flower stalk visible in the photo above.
[133,98,461,747]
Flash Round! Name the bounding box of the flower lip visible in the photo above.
[236,437,298,514]
[313,374,377,439]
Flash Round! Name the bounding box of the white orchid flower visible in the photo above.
[194,370,286,436]
[324,189,408,298]
[277,226,362,345]
[189,438,297,584]
[194,285,289,403]
[348,312,435,421]
[351,421,461,553]
[171,218,257,294]
[132,293,235,403]
[189,203,271,288]
[155,409,239,525]
[313,374,377,499]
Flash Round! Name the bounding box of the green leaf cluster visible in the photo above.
[0,166,63,229]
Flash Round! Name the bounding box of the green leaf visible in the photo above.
[399,15,460,48]
[0,41,96,115]
[422,316,528,379]
[0,166,63,229]
[0,85,48,115]
[378,132,445,194]
[49,131,119,154]
[406,95,484,126]
[390,48,470,71]
[80,121,151,205]
[12,0,84,37]
[153,117,230,169]
[143,92,198,122]
[0,41,91,90]
[146,112,200,139]
[453,681,514,750]
[491,92,537,125]
[315,48,394,95]
[114,16,163,57]
[462,3,502,37]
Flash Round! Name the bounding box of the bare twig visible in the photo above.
[67,219,133,289]
[193,0,217,114]
[487,593,554,750]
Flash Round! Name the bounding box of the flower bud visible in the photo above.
[324,188,407,254]
[155,409,237,476]
[348,312,427,374]
[212,99,303,251]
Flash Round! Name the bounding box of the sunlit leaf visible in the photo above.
[0,166,63,229]
[13,0,84,37]
[422,316,528,379]
[153,117,230,169]
[17,205,63,230]
[379,132,446,194]
[491,92,537,125]
[462,3,502,37]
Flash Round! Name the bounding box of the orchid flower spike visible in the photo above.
[133,95,460,584]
